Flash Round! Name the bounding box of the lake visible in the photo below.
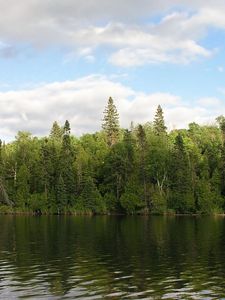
[0,216,225,299]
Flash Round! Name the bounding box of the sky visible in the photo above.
[1,0,225,140]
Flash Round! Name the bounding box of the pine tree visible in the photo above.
[123,130,135,179]
[137,125,148,209]
[102,97,120,147]
[153,105,167,135]
[64,120,71,135]
[50,121,63,141]
[56,174,67,214]
[60,120,75,206]
[78,176,104,213]
[168,133,194,213]
[40,138,59,205]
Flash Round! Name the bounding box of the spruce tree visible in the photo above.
[79,176,104,213]
[102,97,120,147]
[56,174,67,214]
[60,120,75,206]
[64,120,71,135]
[168,133,194,213]
[137,125,148,209]
[153,105,167,135]
[50,121,63,141]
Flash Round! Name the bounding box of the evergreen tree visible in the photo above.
[16,164,30,209]
[101,143,127,207]
[1,102,225,215]
[60,120,75,206]
[50,121,63,141]
[153,105,167,135]
[64,120,71,135]
[74,144,90,196]
[123,130,135,181]
[56,174,67,214]
[40,138,59,208]
[168,133,194,213]
[78,176,105,213]
[102,97,120,147]
[137,125,148,209]
[210,168,224,211]
[120,176,144,214]
[147,132,169,213]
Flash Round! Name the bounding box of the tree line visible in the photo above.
[0,97,225,214]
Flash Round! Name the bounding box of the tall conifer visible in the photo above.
[102,97,120,147]
[50,121,63,141]
[153,105,167,135]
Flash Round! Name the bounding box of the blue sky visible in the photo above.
[1,0,225,140]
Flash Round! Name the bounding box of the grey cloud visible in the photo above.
[0,1,224,65]
[0,45,17,58]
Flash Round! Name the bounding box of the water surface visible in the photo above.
[0,216,225,299]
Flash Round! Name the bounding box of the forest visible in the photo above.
[0,97,225,215]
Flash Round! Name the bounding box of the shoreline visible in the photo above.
[0,211,225,217]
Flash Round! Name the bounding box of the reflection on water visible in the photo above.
[0,216,225,299]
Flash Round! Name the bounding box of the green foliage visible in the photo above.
[1,106,225,215]
[153,105,167,135]
[60,120,75,206]
[102,97,120,147]
[50,121,63,141]
[168,133,195,213]
[136,124,148,208]
[151,187,167,214]
[0,205,13,213]
[0,179,11,206]
[103,192,117,212]
[195,179,213,213]
[120,177,144,213]
[28,193,48,213]
[76,176,106,213]
[120,192,141,214]
[16,164,30,209]
[56,175,67,213]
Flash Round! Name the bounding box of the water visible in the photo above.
[0,216,225,299]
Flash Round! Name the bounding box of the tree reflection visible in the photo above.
[0,216,225,298]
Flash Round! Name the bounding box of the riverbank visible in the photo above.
[0,205,225,217]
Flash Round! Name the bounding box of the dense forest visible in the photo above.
[1,97,225,215]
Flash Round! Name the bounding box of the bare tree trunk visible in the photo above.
[116,174,121,202]
[157,172,166,195]
[13,162,17,187]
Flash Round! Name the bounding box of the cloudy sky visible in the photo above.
[1,0,225,140]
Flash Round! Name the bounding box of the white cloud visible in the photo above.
[166,106,216,130]
[197,97,222,107]
[0,1,225,66]
[0,75,223,141]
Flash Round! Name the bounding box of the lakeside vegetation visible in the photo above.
[1,97,225,215]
